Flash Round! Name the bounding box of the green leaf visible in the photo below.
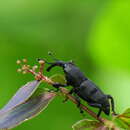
[72,119,120,130]
[114,108,130,129]
[72,119,109,130]
[0,80,56,129]
[121,108,130,117]
[114,118,128,130]
[50,74,66,84]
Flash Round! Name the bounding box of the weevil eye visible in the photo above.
[64,63,67,67]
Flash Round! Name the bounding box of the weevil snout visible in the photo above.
[46,61,66,72]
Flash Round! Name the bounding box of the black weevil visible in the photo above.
[41,52,117,117]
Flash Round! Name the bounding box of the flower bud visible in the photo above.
[39,60,45,64]
[16,60,21,64]
[22,59,27,63]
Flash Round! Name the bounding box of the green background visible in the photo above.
[0,0,130,129]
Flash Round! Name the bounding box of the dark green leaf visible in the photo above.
[0,80,56,129]
[0,91,56,129]
[72,119,105,130]
[0,80,41,114]
[50,74,66,84]
[72,119,119,130]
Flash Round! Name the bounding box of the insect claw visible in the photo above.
[112,112,118,116]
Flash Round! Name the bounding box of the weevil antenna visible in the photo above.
[48,51,60,61]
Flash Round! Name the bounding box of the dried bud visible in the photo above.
[32,65,38,71]
[22,71,27,74]
[22,59,27,63]
[35,75,41,80]
[22,65,28,70]
[16,60,21,64]
[27,65,30,68]
[17,68,22,73]
[39,60,45,64]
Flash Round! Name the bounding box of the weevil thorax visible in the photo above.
[63,62,87,87]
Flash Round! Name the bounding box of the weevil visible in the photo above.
[40,52,117,117]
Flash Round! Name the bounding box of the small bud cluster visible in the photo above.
[16,58,49,82]
[16,58,54,84]
[39,60,45,65]
[16,59,38,74]
[32,65,38,71]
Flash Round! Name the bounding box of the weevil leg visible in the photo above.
[49,83,67,92]
[53,83,69,103]
[53,83,67,88]
[107,95,117,115]
[66,87,84,114]
[63,88,74,103]
[73,94,84,114]
[97,108,102,117]
[88,103,102,117]
[69,88,75,94]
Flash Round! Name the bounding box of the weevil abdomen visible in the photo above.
[76,80,107,104]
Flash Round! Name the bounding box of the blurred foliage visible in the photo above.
[0,0,130,130]
[88,0,130,114]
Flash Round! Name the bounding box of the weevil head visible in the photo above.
[47,52,75,68]
[45,52,75,71]
[49,60,75,69]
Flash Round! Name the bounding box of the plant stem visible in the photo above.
[19,60,117,126]
[59,87,119,130]
[59,87,105,123]
[27,70,106,123]
[39,75,105,123]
